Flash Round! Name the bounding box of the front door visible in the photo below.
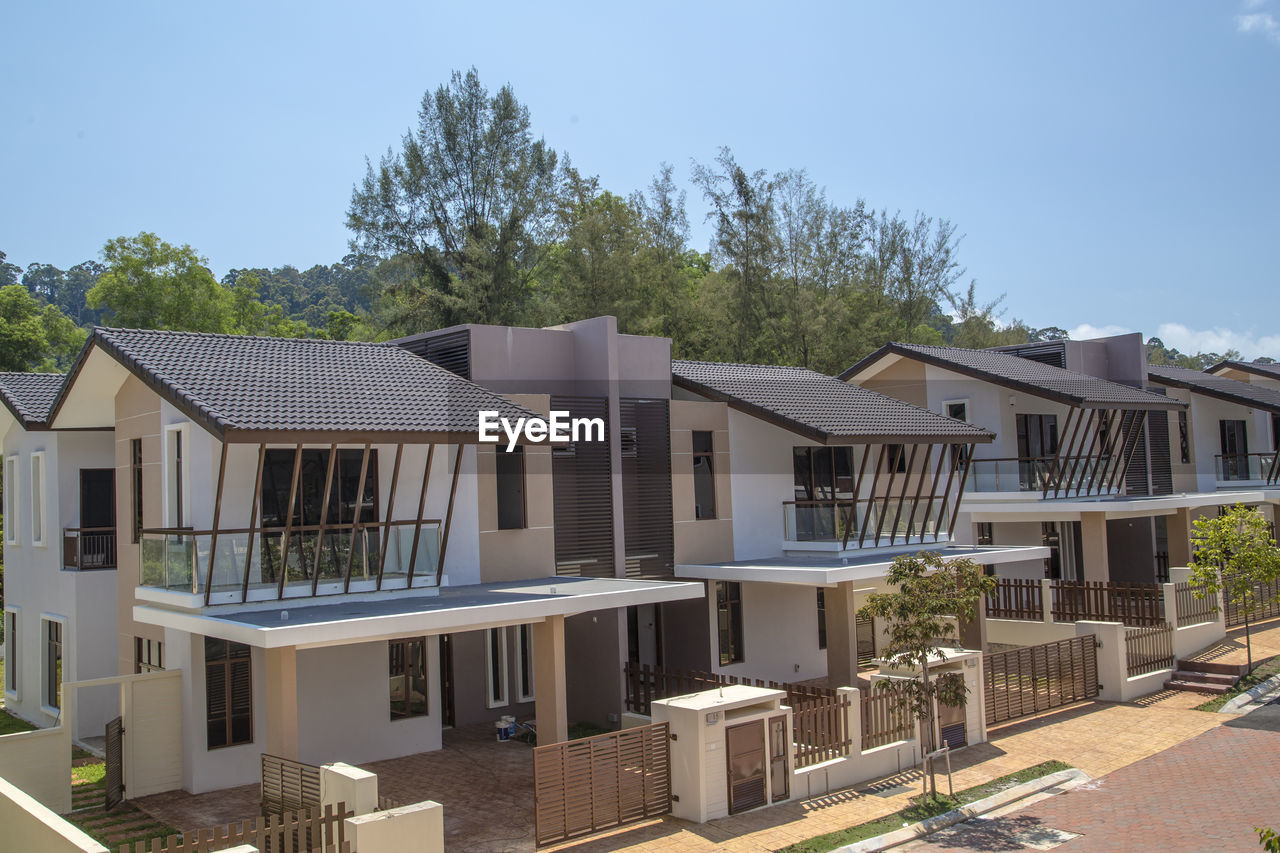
[726,721,767,814]
[439,634,455,728]
[627,604,664,668]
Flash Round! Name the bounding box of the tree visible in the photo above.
[0,252,20,288]
[859,552,995,799]
[1188,504,1280,670]
[0,284,85,371]
[88,233,233,332]
[347,67,561,330]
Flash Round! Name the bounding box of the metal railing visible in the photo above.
[139,519,441,601]
[62,527,117,570]
[1125,623,1174,677]
[1214,452,1279,484]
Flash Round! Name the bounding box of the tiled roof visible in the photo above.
[1148,364,1280,414]
[0,372,65,427]
[56,328,535,438]
[841,343,1185,410]
[1207,359,1280,381]
[671,360,993,444]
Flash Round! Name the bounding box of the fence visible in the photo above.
[1050,580,1164,627]
[622,662,836,716]
[1224,576,1280,627]
[860,689,915,750]
[1174,582,1218,628]
[792,692,853,768]
[986,578,1044,620]
[532,722,671,847]
[1125,623,1174,678]
[982,635,1099,725]
[119,802,352,853]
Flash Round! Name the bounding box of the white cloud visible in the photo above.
[1243,0,1268,10]
[1153,323,1280,360]
[1067,323,1134,341]
[1236,11,1280,43]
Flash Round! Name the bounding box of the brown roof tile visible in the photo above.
[1148,364,1280,414]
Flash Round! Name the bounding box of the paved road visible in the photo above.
[899,700,1280,852]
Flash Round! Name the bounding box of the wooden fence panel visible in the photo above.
[1224,576,1280,627]
[1050,581,1164,627]
[1125,623,1174,677]
[121,803,351,853]
[986,578,1043,620]
[982,635,1099,725]
[533,723,671,847]
[860,690,914,750]
[622,662,836,715]
[261,753,322,817]
[1175,583,1218,627]
[792,693,852,768]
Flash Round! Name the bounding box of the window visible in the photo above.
[716,581,744,666]
[43,619,62,710]
[495,446,526,530]
[692,431,716,520]
[885,444,908,474]
[792,447,855,540]
[3,456,16,545]
[164,426,187,528]
[1177,412,1190,465]
[30,452,45,547]
[135,637,163,673]
[1273,414,1280,452]
[261,449,379,528]
[1219,419,1249,481]
[4,611,17,695]
[975,522,994,546]
[515,624,535,703]
[389,637,428,719]
[205,638,252,749]
[1016,413,1058,489]
[816,589,827,650]
[131,439,144,543]
[945,402,971,467]
[485,628,509,708]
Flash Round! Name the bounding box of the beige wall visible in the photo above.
[0,721,71,814]
[0,775,106,852]
[114,374,163,676]
[853,356,928,408]
[670,400,733,565]
[476,394,556,582]
[123,671,184,798]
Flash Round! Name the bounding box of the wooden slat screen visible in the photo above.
[1049,580,1164,626]
[551,396,615,578]
[860,690,915,750]
[983,634,1099,725]
[1147,407,1173,495]
[986,578,1044,620]
[620,398,674,580]
[261,753,322,817]
[622,662,837,716]
[533,723,671,847]
[1124,414,1150,496]
[121,802,351,853]
[792,692,853,768]
[1224,575,1280,627]
[1125,623,1174,677]
[1175,582,1218,627]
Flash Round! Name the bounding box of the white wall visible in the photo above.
[297,638,441,766]
[1186,393,1271,488]
[725,409,810,561]
[0,774,105,852]
[710,581,826,683]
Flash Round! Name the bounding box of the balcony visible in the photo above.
[62,527,117,570]
[139,519,442,603]
[966,455,1118,496]
[782,498,951,548]
[1215,452,1279,485]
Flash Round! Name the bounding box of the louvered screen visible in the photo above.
[397,328,471,379]
[620,399,674,579]
[1125,414,1150,496]
[551,396,615,577]
[983,634,1099,725]
[1147,410,1173,495]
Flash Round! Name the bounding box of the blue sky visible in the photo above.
[3,2,1278,356]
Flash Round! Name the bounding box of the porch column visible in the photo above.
[825,581,859,688]
[1167,508,1192,567]
[958,596,988,652]
[533,616,568,746]
[1080,512,1110,583]
[265,646,299,760]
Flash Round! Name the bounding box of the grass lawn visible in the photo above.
[776,760,1072,853]
[1195,654,1280,712]
[0,705,36,736]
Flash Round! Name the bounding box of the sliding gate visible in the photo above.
[983,635,1099,725]
[532,722,671,847]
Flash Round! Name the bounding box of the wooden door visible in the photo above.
[726,721,767,814]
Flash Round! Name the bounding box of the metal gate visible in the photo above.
[105,715,124,810]
[983,634,1099,726]
[532,722,671,847]
[261,753,322,816]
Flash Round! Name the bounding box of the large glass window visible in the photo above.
[30,452,44,547]
[1219,419,1249,480]
[495,447,526,530]
[205,638,252,749]
[389,637,428,719]
[43,619,62,710]
[165,427,186,528]
[4,611,17,695]
[3,456,16,545]
[692,431,716,520]
[486,627,509,708]
[716,581,744,666]
[131,439,144,543]
[792,447,854,541]
[135,637,164,674]
[1016,414,1059,490]
[816,589,827,650]
[515,624,535,703]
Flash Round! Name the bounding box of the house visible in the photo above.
[841,335,1276,586]
[2,326,700,794]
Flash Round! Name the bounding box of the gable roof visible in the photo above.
[51,328,537,441]
[671,360,993,445]
[1207,360,1280,382]
[0,372,65,429]
[1148,364,1280,414]
[841,343,1185,410]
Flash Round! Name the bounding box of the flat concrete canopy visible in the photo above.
[676,544,1050,586]
[963,489,1275,522]
[134,576,703,649]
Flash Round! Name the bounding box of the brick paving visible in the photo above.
[127,618,1280,853]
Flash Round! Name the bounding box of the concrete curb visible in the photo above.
[831,768,1091,853]
[1218,671,1280,715]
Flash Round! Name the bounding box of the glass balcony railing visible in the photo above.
[140,520,442,603]
[782,499,951,547]
[1215,452,1278,484]
[966,455,1116,495]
